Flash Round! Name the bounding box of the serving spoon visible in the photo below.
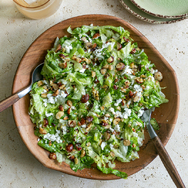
[144,109,185,188]
[0,63,44,113]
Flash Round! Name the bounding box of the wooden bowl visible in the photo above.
[12,14,179,180]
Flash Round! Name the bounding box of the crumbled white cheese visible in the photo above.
[79,68,86,73]
[148,75,155,83]
[138,108,144,117]
[60,90,68,98]
[109,107,131,119]
[101,142,107,150]
[43,130,62,143]
[114,99,122,106]
[62,40,72,53]
[121,65,133,75]
[47,94,55,104]
[81,124,86,128]
[45,112,54,117]
[114,124,121,132]
[134,84,142,92]
[122,107,132,119]
[109,144,114,150]
[109,107,115,114]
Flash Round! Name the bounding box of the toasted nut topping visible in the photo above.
[68,120,76,127]
[67,108,71,115]
[59,84,66,90]
[67,100,73,107]
[49,153,56,160]
[135,77,144,84]
[130,62,135,69]
[80,150,86,158]
[113,118,121,125]
[101,69,107,75]
[117,42,122,50]
[110,151,115,157]
[107,56,114,63]
[56,111,64,119]
[131,48,136,54]
[80,118,86,125]
[50,82,59,90]
[81,57,91,64]
[92,88,99,100]
[133,95,141,102]
[53,84,59,90]
[103,64,109,69]
[85,42,93,49]
[108,65,113,70]
[55,44,62,52]
[74,157,79,164]
[41,93,47,98]
[37,80,44,87]
[100,106,105,111]
[81,37,88,43]
[59,105,64,111]
[63,116,69,120]
[91,71,96,78]
[105,113,110,117]
[123,139,130,146]
[86,142,91,147]
[93,33,100,39]
[125,80,130,87]
[116,62,125,71]
[129,90,134,98]
[154,71,163,82]
[132,143,136,148]
[43,85,48,90]
[72,55,81,63]
[39,127,47,134]
[52,89,59,96]
[104,132,111,141]
[117,106,121,111]
[121,99,126,106]
[104,124,111,129]
[59,62,67,69]
[121,87,126,93]
[86,123,92,132]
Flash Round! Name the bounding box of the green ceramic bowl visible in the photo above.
[119,0,187,24]
[131,0,188,19]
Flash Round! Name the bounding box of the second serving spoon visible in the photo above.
[143,109,185,188]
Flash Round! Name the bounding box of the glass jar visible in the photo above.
[13,0,62,19]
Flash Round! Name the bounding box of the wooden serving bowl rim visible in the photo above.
[12,14,179,180]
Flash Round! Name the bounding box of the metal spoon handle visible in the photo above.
[0,86,31,113]
[152,136,185,188]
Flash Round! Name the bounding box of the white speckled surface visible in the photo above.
[0,0,188,187]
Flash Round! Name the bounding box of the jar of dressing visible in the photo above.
[13,0,62,19]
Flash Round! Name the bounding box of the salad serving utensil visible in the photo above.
[145,109,185,188]
[0,63,44,113]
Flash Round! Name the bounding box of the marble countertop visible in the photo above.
[0,0,188,187]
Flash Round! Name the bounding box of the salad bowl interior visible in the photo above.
[12,14,179,180]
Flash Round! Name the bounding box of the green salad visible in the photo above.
[29,25,168,178]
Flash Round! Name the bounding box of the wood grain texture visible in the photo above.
[152,136,185,188]
[0,93,19,112]
[12,15,179,180]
